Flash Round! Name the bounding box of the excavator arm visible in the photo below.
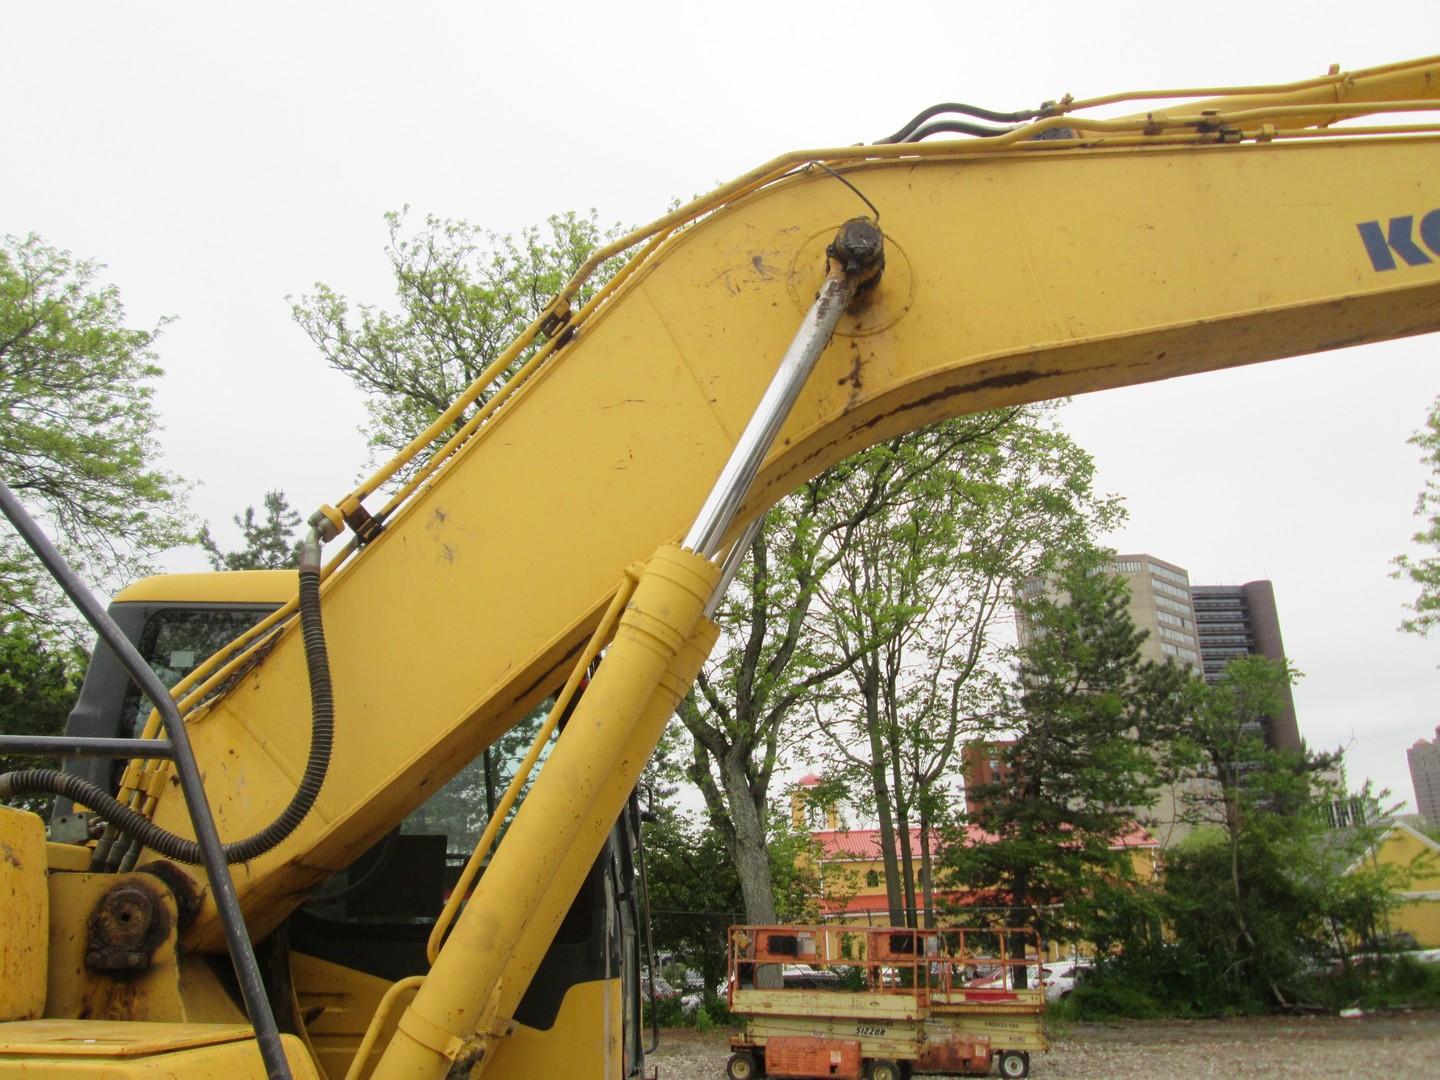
[159,57,1440,946]
[3,53,1440,1080]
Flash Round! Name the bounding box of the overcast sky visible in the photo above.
[4,2,1437,810]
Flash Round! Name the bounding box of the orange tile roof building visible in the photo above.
[794,775,1160,924]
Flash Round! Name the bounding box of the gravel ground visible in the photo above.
[646,1008,1440,1079]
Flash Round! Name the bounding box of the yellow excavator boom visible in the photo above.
[161,58,1440,951]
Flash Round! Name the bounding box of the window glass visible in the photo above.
[1151,578,1192,601]
[1147,564,1190,587]
[122,608,275,736]
[402,702,553,855]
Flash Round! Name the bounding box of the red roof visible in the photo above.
[811,821,1157,862]
[812,827,923,859]
[818,889,992,915]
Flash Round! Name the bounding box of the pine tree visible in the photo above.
[198,490,303,570]
[947,553,1189,972]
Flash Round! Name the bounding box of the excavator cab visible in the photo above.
[51,572,292,833]
[27,570,651,1080]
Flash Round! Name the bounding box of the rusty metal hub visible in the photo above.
[85,880,172,974]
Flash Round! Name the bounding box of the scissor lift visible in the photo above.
[724,924,1047,1080]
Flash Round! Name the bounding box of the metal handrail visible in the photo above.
[726,923,1048,1005]
[0,481,293,1080]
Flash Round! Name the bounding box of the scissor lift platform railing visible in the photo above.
[724,924,1047,1080]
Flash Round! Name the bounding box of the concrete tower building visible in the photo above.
[1409,727,1440,825]
[1018,554,1204,845]
[1022,556,1303,845]
[1189,581,1302,753]
[1103,554,1202,672]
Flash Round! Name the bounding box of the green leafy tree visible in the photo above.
[198,490,303,570]
[292,209,624,465]
[0,233,188,641]
[1075,658,1407,1017]
[946,554,1190,975]
[0,620,82,814]
[289,209,624,853]
[677,414,1024,949]
[812,407,1122,927]
[677,466,905,945]
[1159,655,1373,1007]
[642,804,818,996]
[1394,394,1440,639]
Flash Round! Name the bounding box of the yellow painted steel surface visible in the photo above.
[44,873,184,1023]
[44,842,91,872]
[112,570,295,606]
[369,548,719,1079]
[487,981,626,1080]
[735,987,924,1022]
[291,955,628,1080]
[0,1021,318,1077]
[152,128,1440,954]
[0,807,47,1022]
[741,1011,1048,1061]
[291,952,403,1080]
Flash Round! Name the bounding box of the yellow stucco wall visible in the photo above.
[1366,824,1440,948]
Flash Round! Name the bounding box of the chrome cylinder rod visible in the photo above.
[703,514,764,620]
[682,218,884,560]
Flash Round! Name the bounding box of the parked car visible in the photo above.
[782,963,843,989]
[640,970,680,1000]
[1037,958,1093,1002]
[972,959,1092,1003]
[681,978,730,1015]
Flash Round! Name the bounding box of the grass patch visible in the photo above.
[1295,956,1440,1012]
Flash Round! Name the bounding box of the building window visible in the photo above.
[866,870,880,888]
[1152,578,1192,601]
[1147,563,1190,587]
[1154,595,1194,617]
[1159,626,1196,645]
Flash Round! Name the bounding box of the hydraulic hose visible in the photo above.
[875,100,1052,143]
[0,534,335,867]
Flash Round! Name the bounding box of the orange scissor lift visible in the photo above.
[724,924,1047,1080]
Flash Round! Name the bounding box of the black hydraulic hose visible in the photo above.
[0,561,334,867]
[875,100,1048,143]
[902,118,1021,140]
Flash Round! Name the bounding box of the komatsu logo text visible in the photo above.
[1357,212,1440,271]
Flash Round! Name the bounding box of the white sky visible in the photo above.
[3,1,1437,809]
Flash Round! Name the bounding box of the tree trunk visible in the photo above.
[717,748,783,989]
[860,661,905,925]
[894,795,917,928]
[1009,863,1031,991]
[919,810,936,929]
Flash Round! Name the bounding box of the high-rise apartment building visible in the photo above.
[959,739,1016,818]
[1189,581,1301,752]
[1020,555,1302,845]
[1409,727,1440,824]
[1104,555,1202,673]
[1101,556,1203,845]
[1017,555,1204,844]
